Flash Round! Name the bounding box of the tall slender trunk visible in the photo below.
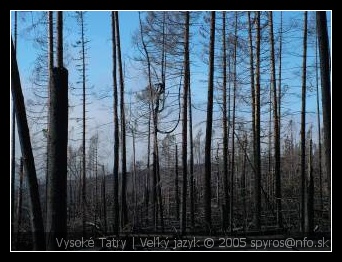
[175,144,180,222]
[155,13,166,233]
[204,11,215,232]
[181,11,190,235]
[230,12,238,233]
[94,139,98,226]
[316,11,331,205]
[269,11,283,228]
[268,83,272,203]
[315,34,323,213]
[278,12,283,133]
[102,165,107,234]
[114,11,128,228]
[222,11,229,230]
[11,38,46,250]
[188,24,195,231]
[138,11,153,227]
[242,134,247,231]
[78,11,87,237]
[307,138,314,233]
[254,11,261,230]
[301,11,308,233]
[189,84,195,231]
[111,12,119,234]
[132,120,137,226]
[145,109,151,218]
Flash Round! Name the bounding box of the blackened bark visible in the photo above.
[111,12,120,234]
[204,11,215,232]
[11,38,46,250]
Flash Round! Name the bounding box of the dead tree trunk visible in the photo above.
[278,12,283,137]
[242,134,247,231]
[138,11,153,227]
[269,11,283,228]
[46,11,68,250]
[114,11,128,228]
[204,11,215,232]
[11,12,18,242]
[301,11,308,233]
[46,10,54,224]
[181,11,190,235]
[222,11,229,231]
[78,11,87,238]
[315,34,323,213]
[254,11,262,230]
[11,38,46,250]
[131,120,137,227]
[187,14,195,232]
[111,11,120,235]
[230,12,238,233]
[102,165,107,234]
[307,138,314,233]
[16,157,24,248]
[316,11,331,202]
[248,11,257,230]
[189,83,195,231]
[175,144,180,222]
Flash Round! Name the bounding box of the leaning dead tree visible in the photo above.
[11,38,45,250]
[11,11,18,244]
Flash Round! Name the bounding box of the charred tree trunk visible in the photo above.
[230,12,238,233]
[114,11,128,228]
[301,11,308,233]
[181,11,190,235]
[11,38,46,250]
[175,144,180,222]
[254,11,262,230]
[138,11,153,228]
[269,11,283,228]
[16,157,24,248]
[46,12,68,250]
[222,11,229,231]
[242,134,247,231]
[111,12,120,235]
[11,12,18,242]
[102,165,107,234]
[132,120,137,227]
[316,11,331,202]
[188,15,195,232]
[78,11,87,238]
[145,108,151,219]
[46,10,54,224]
[315,34,323,213]
[204,11,215,232]
[307,139,314,233]
[189,84,195,231]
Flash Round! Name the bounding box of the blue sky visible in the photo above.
[10,11,332,176]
